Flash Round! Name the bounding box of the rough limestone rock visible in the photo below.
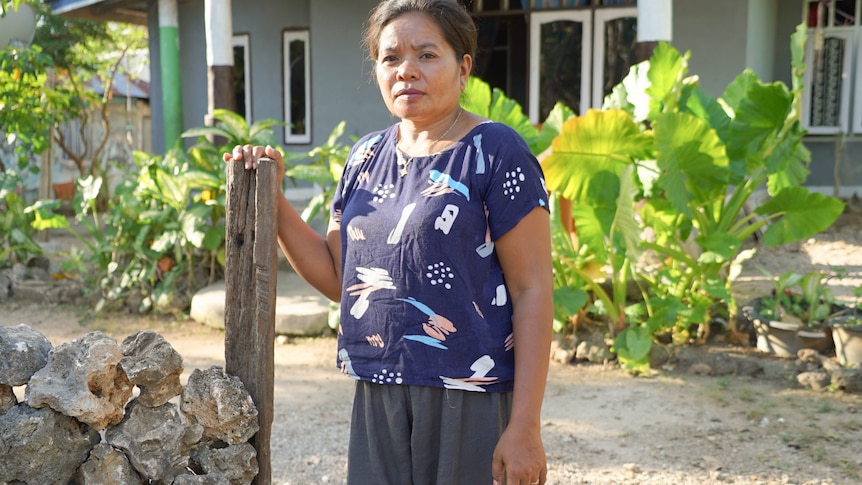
[172,474,231,485]
[180,366,259,445]
[0,385,15,415]
[25,331,133,430]
[120,330,184,407]
[0,272,12,302]
[0,404,100,484]
[76,442,143,485]
[575,331,613,363]
[190,442,259,485]
[0,324,52,386]
[105,400,203,483]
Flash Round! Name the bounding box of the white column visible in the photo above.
[205,0,234,68]
[638,0,673,42]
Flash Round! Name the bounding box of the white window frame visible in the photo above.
[283,30,311,144]
[232,34,251,125]
[592,7,637,109]
[529,10,592,123]
[802,28,854,135]
[853,29,862,133]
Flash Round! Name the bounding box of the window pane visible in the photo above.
[834,0,856,26]
[808,0,857,27]
[233,45,246,119]
[288,39,306,136]
[810,37,846,127]
[540,20,584,119]
[600,16,637,101]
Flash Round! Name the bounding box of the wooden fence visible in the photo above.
[224,157,277,485]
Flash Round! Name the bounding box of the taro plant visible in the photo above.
[282,121,352,226]
[540,24,845,372]
[758,270,839,328]
[462,76,591,334]
[52,109,283,315]
[0,170,67,268]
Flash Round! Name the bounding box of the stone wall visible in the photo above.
[0,325,260,485]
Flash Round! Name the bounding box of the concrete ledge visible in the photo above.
[190,271,333,336]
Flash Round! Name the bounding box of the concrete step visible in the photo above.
[190,270,334,336]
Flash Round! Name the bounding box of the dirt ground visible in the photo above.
[4,302,862,485]
[3,208,862,484]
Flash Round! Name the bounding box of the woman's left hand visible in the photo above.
[491,421,547,485]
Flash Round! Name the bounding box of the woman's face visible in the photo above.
[374,11,471,125]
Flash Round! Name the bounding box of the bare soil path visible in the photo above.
[3,300,862,485]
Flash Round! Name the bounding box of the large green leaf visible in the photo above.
[249,119,284,146]
[604,59,651,122]
[683,87,731,142]
[212,108,250,143]
[180,204,210,248]
[462,76,492,118]
[695,232,741,264]
[612,326,652,372]
[553,285,589,322]
[570,203,609,263]
[766,139,810,194]
[541,109,653,201]
[756,188,846,245]
[720,70,760,113]
[541,102,576,138]
[534,102,577,156]
[645,42,686,117]
[461,76,550,155]
[727,80,793,161]
[613,164,641,262]
[489,89,538,141]
[790,23,808,96]
[653,112,729,217]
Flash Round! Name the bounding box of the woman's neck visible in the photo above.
[397,107,464,157]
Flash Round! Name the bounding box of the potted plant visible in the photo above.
[829,285,862,366]
[743,270,843,358]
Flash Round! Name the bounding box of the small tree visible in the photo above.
[0,1,146,187]
[35,11,147,184]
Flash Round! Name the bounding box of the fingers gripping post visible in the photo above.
[225,157,278,485]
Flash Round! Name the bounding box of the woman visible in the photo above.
[224,1,553,484]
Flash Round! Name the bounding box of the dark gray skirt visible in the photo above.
[347,380,513,485]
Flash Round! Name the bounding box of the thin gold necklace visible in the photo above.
[397,107,463,177]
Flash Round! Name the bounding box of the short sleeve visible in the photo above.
[481,124,549,241]
[330,130,387,228]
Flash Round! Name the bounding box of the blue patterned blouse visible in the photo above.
[331,120,549,393]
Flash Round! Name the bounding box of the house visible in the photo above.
[47,0,862,196]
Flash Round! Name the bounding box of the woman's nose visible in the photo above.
[396,59,419,80]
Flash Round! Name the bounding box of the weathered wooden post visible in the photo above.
[224,157,277,485]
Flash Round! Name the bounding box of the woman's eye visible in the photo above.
[420,52,435,60]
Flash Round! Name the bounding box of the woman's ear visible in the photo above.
[459,54,473,90]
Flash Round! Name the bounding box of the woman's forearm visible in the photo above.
[275,196,343,302]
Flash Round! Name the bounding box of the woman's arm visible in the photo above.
[491,206,553,485]
[224,145,343,302]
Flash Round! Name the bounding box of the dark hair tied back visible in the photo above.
[363,0,477,66]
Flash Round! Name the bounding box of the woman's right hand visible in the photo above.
[222,144,285,181]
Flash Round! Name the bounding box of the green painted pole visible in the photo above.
[159,0,183,151]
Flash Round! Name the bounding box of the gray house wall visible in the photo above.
[143,0,861,195]
[147,0,388,154]
[310,0,392,142]
[673,0,751,97]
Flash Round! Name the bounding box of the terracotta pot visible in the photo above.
[52,181,75,201]
[830,313,862,365]
[742,297,834,358]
